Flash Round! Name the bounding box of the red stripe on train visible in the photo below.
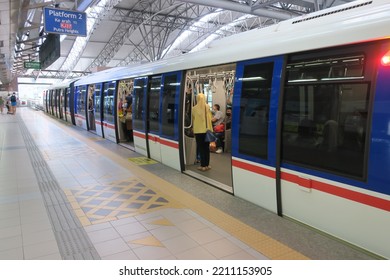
[103,123,115,129]
[233,159,390,212]
[160,138,179,149]
[232,159,276,179]
[281,172,390,212]
[133,131,146,139]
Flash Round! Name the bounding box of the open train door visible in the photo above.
[86,83,103,137]
[146,72,182,170]
[101,81,117,142]
[132,76,149,156]
[232,55,284,214]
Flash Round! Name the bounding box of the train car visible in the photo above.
[44,80,77,125]
[72,67,131,141]
[47,0,390,258]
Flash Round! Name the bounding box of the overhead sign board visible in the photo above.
[24,61,41,70]
[44,7,87,36]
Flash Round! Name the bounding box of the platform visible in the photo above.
[0,107,377,260]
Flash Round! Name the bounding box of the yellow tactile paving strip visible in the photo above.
[53,119,309,260]
[128,157,159,165]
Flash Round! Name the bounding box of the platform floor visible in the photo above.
[0,107,377,260]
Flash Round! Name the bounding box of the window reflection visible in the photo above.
[238,62,274,159]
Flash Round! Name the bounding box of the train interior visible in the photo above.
[116,79,135,149]
[183,63,236,193]
[87,84,97,134]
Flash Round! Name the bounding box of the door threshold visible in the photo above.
[119,142,135,151]
[183,170,233,194]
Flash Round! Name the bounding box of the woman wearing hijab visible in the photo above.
[192,93,213,171]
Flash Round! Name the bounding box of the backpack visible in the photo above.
[11,95,16,102]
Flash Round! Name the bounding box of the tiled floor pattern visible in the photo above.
[83,208,272,260]
[65,178,182,226]
[64,178,267,260]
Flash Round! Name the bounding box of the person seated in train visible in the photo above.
[224,107,232,130]
[211,104,225,154]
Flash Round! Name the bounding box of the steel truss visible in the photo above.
[17,69,90,80]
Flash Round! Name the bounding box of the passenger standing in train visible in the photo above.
[212,104,225,154]
[125,96,133,142]
[125,91,132,105]
[192,93,213,171]
[88,94,96,131]
[0,96,4,114]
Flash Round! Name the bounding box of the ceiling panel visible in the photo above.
[73,57,95,72]
[89,20,120,42]
[82,41,108,58]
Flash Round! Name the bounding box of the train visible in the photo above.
[43,0,390,258]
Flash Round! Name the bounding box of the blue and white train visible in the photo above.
[44,0,390,258]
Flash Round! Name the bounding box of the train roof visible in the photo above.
[48,79,79,90]
[75,0,390,87]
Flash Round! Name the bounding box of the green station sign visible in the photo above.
[24,61,41,70]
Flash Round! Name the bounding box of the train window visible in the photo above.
[282,83,369,178]
[64,88,68,107]
[161,74,179,137]
[286,54,365,82]
[148,76,161,132]
[76,85,86,116]
[65,88,69,113]
[133,78,146,130]
[282,51,372,178]
[237,62,274,159]
[94,84,102,122]
[103,82,116,124]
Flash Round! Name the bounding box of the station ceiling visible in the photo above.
[0,0,354,86]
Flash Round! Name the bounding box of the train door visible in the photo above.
[86,84,98,134]
[49,90,55,116]
[64,87,70,123]
[74,85,88,129]
[69,83,76,125]
[231,56,284,212]
[147,75,162,162]
[55,89,61,118]
[132,77,148,156]
[53,90,57,117]
[116,79,134,147]
[59,88,65,120]
[146,72,182,170]
[279,43,388,255]
[182,64,235,192]
[102,81,117,142]
[92,83,103,137]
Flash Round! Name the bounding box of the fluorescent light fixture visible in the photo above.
[238,77,265,81]
[288,79,318,83]
[321,76,364,81]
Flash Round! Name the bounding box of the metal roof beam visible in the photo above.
[178,0,294,20]
[87,0,216,70]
